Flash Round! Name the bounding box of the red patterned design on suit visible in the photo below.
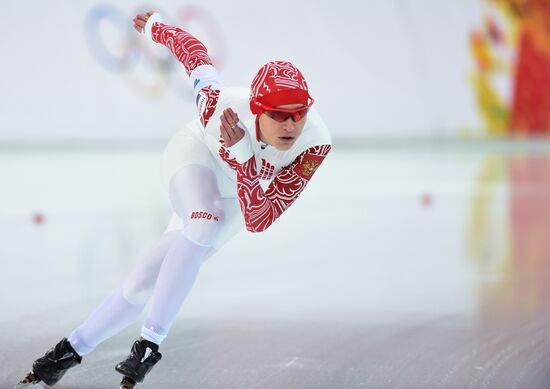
[258,159,275,180]
[151,23,212,76]
[196,86,220,127]
[218,138,240,171]
[236,144,331,232]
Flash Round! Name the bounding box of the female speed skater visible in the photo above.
[15,10,331,389]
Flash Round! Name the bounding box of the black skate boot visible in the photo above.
[13,337,82,388]
[115,338,162,389]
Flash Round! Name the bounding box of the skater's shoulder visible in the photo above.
[218,87,250,105]
[214,87,253,118]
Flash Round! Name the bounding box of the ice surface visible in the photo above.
[2,143,550,388]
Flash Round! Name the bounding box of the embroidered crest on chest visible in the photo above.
[302,160,320,177]
[293,153,325,180]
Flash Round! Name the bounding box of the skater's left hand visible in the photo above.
[220,108,245,147]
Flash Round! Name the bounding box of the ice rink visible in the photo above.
[2,142,550,388]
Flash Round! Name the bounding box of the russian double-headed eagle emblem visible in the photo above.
[301,159,320,177]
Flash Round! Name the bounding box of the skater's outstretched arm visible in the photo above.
[133,11,212,76]
[133,11,221,127]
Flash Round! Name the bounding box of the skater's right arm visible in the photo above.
[133,11,222,127]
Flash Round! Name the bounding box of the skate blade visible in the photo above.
[120,377,136,389]
[11,382,42,389]
[12,371,41,389]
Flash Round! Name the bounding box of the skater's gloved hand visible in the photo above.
[133,11,154,33]
[220,108,254,163]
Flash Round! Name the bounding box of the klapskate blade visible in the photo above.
[12,382,42,389]
[120,377,136,389]
[12,375,43,389]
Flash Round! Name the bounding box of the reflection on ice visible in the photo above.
[1,143,550,388]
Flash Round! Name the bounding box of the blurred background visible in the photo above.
[2,0,550,388]
[7,0,550,142]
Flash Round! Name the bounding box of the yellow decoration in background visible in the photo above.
[470,73,509,135]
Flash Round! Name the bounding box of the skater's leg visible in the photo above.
[141,233,208,343]
[122,229,182,304]
[141,165,224,344]
[68,230,180,356]
[68,289,142,356]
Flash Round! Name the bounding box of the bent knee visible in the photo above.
[183,209,225,246]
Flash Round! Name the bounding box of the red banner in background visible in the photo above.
[472,0,550,136]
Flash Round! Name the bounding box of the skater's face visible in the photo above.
[258,104,308,151]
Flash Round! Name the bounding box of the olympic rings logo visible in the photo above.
[84,4,228,100]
